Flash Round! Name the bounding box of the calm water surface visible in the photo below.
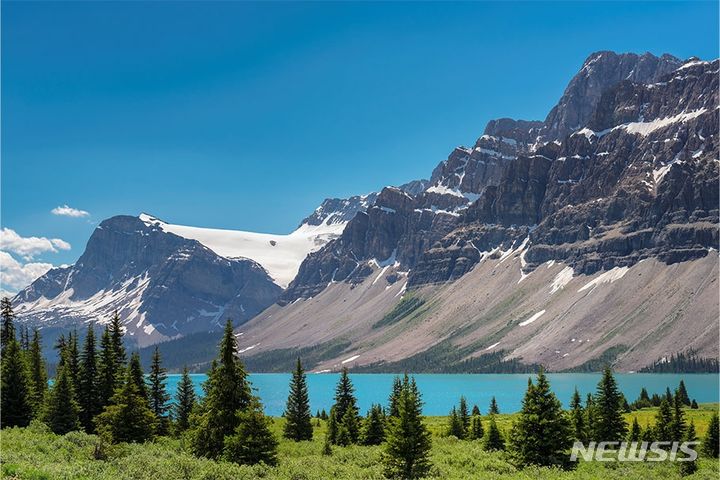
[165,373,719,416]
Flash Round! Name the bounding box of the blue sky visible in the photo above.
[1,1,718,293]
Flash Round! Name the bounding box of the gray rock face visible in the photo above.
[14,216,282,346]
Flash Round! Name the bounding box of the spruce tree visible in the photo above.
[569,388,586,442]
[148,346,170,435]
[471,405,481,416]
[388,375,403,417]
[27,328,48,416]
[189,319,253,459]
[484,415,505,451]
[283,358,313,441]
[128,352,148,401]
[320,409,328,420]
[641,421,655,443]
[382,376,432,479]
[0,297,16,352]
[19,325,30,351]
[109,311,127,370]
[669,389,686,442]
[223,399,278,466]
[95,364,156,443]
[628,416,641,442]
[468,414,484,440]
[702,412,719,458]
[446,407,465,439]
[328,367,359,444]
[77,325,101,432]
[690,399,698,409]
[510,371,572,467]
[458,396,470,432]
[593,366,626,442]
[0,339,32,427]
[489,396,499,415]
[44,363,80,434]
[584,393,597,439]
[97,326,117,408]
[654,398,673,441]
[66,330,80,389]
[676,380,691,406]
[361,404,386,445]
[174,366,196,433]
[679,420,698,476]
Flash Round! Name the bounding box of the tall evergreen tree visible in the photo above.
[223,399,278,466]
[95,363,156,443]
[19,325,30,351]
[446,406,465,439]
[0,297,16,352]
[458,396,470,432]
[676,380,691,406]
[388,375,403,417]
[128,352,148,401]
[702,412,719,458]
[44,362,80,435]
[680,420,698,476]
[593,366,627,442]
[361,404,386,445]
[148,346,170,435]
[584,393,597,439]
[382,376,432,479]
[97,327,117,408]
[173,366,196,433]
[510,371,572,467]
[654,399,673,441]
[484,415,505,451]
[669,389,686,442]
[471,405,481,416]
[66,330,80,389]
[627,416,641,442]
[328,367,359,444]
[109,310,127,370]
[189,319,253,459]
[570,388,587,442]
[468,414,484,440]
[489,396,500,415]
[27,328,48,416]
[0,339,32,427]
[77,325,101,432]
[283,358,313,441]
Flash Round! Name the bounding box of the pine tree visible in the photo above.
[128,352,148,401]
[388,375,403,417]
[66,330,80,389]
[702,412,719,458]
[458,396,470,432]
[593,366,627,442]
[676,380,691,406]
[654,399,673,441]
[489,396,499,415]
[382,376,432,479]
[109,311,127,370]
[446,407,465,439]
[361,404,386,445]
[223,399,278,466]
[19,325,30,351]
[77,325,101,432]
[669,390,686,442]
[44,362,80,434]
[665,387,673,403]
[570,387,586,442]
[326,407,338,444]
[320,409,328,420]
[628,417,641,442]
[484,415,505,451]
[322,433,333,456]
[328,367,359,444]
[95,364,156,443]
[1,339,32,427]
[691,399,698,409]
[510,371,572,467]
[97,326,117,408]
[283,358,313,441]
[680,420,698,476]
[468,414,484,440]
[471,405,481,416]
[189,319,253,459]
[585,393,597,439]
[173,366,196,433]
[641,422,655,443]
[27,328,48,416]
[0,297,16,352]
[148,346,170,435]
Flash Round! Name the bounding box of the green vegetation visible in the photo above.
[372,294,426,329]
[641,350,720,373]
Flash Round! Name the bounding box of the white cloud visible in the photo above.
[52,205,90,218]
[0,228,71,260]
[0,251,53,293]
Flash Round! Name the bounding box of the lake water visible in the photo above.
[166,373,719,416]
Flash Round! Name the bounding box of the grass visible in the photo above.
[2,405,719,480]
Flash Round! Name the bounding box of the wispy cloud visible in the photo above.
[0,228,71,260]
[0,251,54,294]
[52,205,90,218]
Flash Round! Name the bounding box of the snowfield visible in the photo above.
[140,214,345,288]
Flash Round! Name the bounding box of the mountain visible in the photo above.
[12,51,719,372]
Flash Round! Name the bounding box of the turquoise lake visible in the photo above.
[166,373,719,416]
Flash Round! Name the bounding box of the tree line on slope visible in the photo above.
[2,296,719,479]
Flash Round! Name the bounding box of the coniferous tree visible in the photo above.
[676,380,691,406]
[97,327,117,408]
[680,420,698,476]
[44,363,80,434]
[593,366,627,442]
[510,371,572,467]
[189,319,252,459]
[654,399,673,441]
[127,352,148,401]
[665,387,673,403]
[66,330,80,388]
[77,325,101,432]
[570,387,586,442]
[669,390,686,442]
[584,393,597,438]
[690,399,698,409]
[446,406,465,439]
[628,417,641,442]
[320,409,328,420]
[1,338,32,427]
[19,325,30,351]
[468,414,484,440]
[95,363,156,443]
[223,399,278,466]
[173,366,196,433]
[322,433,333,456]
[388,375,403,417]
[484,415,505,451]
[27,328,48,416]
[148,346,170,435]
[361,404,386,445]
[458,396,470,432]
[702,412,719,458]
[489,396,499,415]
[641,421,655,443]
[109,311,127,371]
[0,297,16,352]
[328,367,359,444]
[382,376,432,479]
[471,405,481,416]
[283,358,313,441]
[326,407,338,444]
